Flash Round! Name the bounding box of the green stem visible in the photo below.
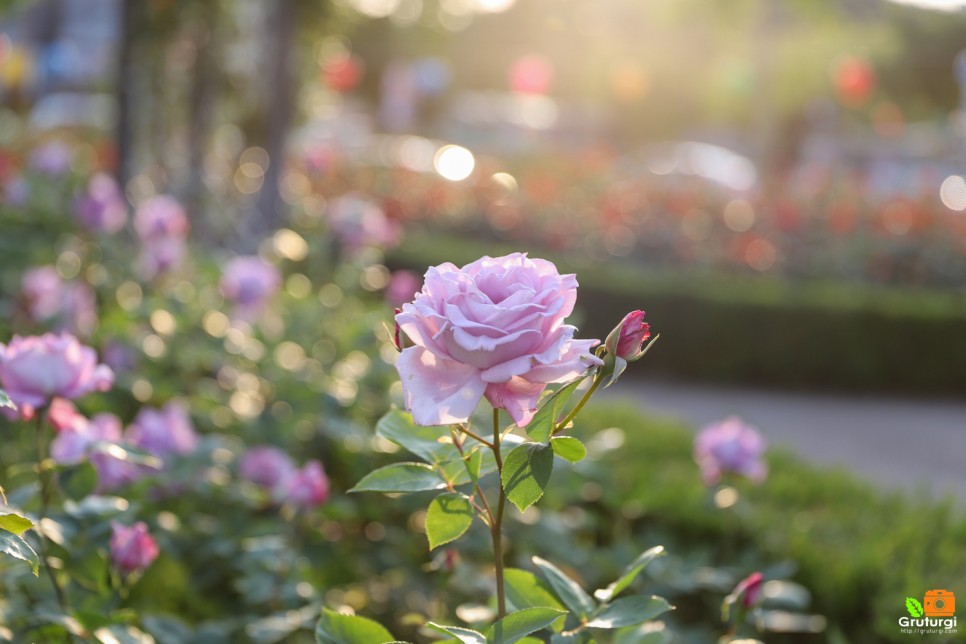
[553,372,602,435]
[491,408,507,619]
[34,410,72,620]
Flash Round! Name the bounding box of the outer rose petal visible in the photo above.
[484,378,546,427]
[397,346,486,425]
[523,338,602,384]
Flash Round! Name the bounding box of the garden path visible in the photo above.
[604,379,966,505]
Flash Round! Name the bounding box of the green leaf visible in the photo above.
[315,609,396,644]
[349,463,447,493]
[375,408,485,487]
[0,529,40,575]
[376,408,462,464]
[550,437,586,463]
[425,493,474,549]
[504,568,567,631]
[0,389,16,410]
[486,607,567,644]
[586,596,673,629]
[427,623,487,644]
[465,447,484,487]
[527,378,585,442]
[594,546,666,602]
[0,513,33,536]
[613,622,672,644]
[501,443,554,511]
[532,557,596,620]
[906,597,924,618]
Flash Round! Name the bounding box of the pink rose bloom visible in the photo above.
[109,521,159,574]
[604,310,651,361]
[126,401,197,458]
[22,266,63,321]
[219,256,281,320]
[239,446,296,489]
[21,269,97,336]
[694,416,767,486]
[395,253,602,427]
[51,413,123,466]
[74,173,127,234]
[133,195,189,241]
[283,460,330,509]
[47,397,84,432]
[0,333,114,410]
[385,270,422,308]
[328,194,401,251]
[134,195,189,278]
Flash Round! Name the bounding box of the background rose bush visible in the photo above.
[0,142,962,643]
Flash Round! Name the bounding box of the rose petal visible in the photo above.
[484,377,546,427]
[397,347,486,425]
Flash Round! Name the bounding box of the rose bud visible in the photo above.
[604,310,651,361]
[109,521,160,575]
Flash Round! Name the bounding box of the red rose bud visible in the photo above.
[734,571,764,609]
[605,310,651,361]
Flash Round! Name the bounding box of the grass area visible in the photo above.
[558,401,966,642]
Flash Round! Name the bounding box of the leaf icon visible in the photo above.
[906,597,924,618]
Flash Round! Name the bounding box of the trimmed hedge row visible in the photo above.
[389,232,966,397]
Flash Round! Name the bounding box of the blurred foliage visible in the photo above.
[389,231,966,396]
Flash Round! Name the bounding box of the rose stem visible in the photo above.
[34,409,72,619]
[491,407,507,619]
[553,370,603,435]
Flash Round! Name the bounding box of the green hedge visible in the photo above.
[389,232,966,397]
[549,402,966,642]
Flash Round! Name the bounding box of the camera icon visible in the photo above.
[924,589,956,617]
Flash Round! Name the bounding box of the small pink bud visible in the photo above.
[604,310,651,361]
[284,460,330,509]
[109,521,159,574]
[733,571,764,609]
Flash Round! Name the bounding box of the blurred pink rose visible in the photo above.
[385,270,422,308]
[134,195,189,240]
[604,310,651,361]
[328,193,401,251]
[74,173,127,234]
[283,460,329,509]
[239,446,296,489]
[29,141,72,176]
[0,333,113,410]
[110,521,159,574]
[22,266,63,321]
[21,268,98,336]
[395,253,602,427]
[134,195,189,278]
[2,175,28,206]
[47,397,84,432]
[220,256,281,320]
[51,413,123,466]
[61,282,97,337]
[91,450,143,492]
[126,401,197,458]
[140,236,186,278]
[693,416,767,486]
